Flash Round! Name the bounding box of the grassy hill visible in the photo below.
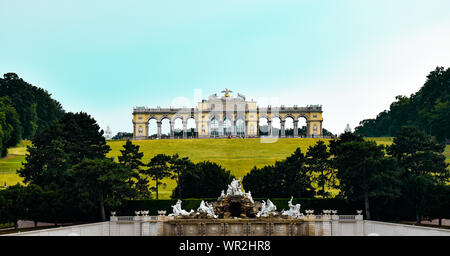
[107,138,327,198]
[1,137,448,199]
[0,140,31,187]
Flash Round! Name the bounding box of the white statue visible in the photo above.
[245,191,254,204]
[256,200,266,217]
[197,200,218,218]
[281,196,302,218]
[226,177,243,196]
[267,199,277,213]
[206,201,217,218]
[256,199,278,217]
[168,200,194,217]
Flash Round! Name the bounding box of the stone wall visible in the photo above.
[4,216,450,236]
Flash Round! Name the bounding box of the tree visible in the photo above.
[306,140,335,198]
[118,139,146,199]
[172,161,234,198]
[329,131,364,155]
[0,73,64,140]
[243,148,314,198]
[143,154,172,200]
[0,97,21,157]
[333,140,402,220]
[426,184,450,226]
[354,66,450,142]
[169,154,195,199]
[0,184,28,229]
[18,112,111,187]
[282,148,315,198]
[68,158,132,221]
[112,132,133,140]
[386,126,449,223]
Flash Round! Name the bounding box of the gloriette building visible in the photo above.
[132,89,323,139]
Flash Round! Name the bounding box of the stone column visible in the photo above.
[356,211,364,236]
[319,120,323,137]
[322,212,332,236]
[133,216,141,236]
[307,213,316,236]
[232,118,237,136]
[157,121,162,139]
[280,120,286,137]
[182,120,187,139]
[218,119,223,136]
[170,121,174,139]
[195,120,200,138]
[331,211,340,236]
[306,121,311,138]
[257,122,260,137]
[245,120,248,137]
[109,216,118,236]
[268,120,272,136]
[293,120,299,137]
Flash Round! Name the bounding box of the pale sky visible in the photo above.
[1,0,450,135]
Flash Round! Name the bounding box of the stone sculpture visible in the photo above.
[246,191,254,204]
[256,199,277,217]
[197,200,218,218]
[168,200,194,217]
[281,196,303,219]
[162,180,270,219]
[226,177,244,196]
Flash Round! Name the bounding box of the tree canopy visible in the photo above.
[68,158,132,221]
[0,73,64,140]
[18,112,110,186]
[355,66,450,142]
[331,139,402,219]
[0,97,21,157]
[243,148,315,198]
[386,126,449,223]
[172,161,235,198]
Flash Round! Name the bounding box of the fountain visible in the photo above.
[157,178,331,236]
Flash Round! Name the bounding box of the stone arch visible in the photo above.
[235,118,245,137]
[147,115,158,123]
[160,116,171,139]
[282,114,296,122]
[172,116,184,138]
[148,118,158,139]
[186,117,197,138]
[171,114,184,123]
[271,116,281,136]
[297,115,308,138]
[258,116,269,136]
[284,116,295,137]
[223,116,233,136]
[297,114,309,122]
[210,116,219,137]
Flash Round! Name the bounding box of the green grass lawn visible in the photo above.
[0,141,31,187]
[1,138,449,198]
[106,138,328,198]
